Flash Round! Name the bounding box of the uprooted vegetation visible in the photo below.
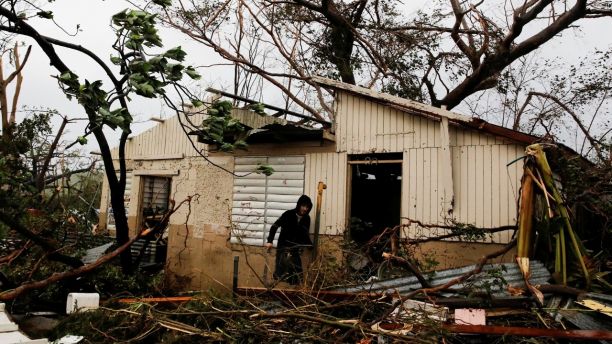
[49,289,568,343]
[3,142,611,342]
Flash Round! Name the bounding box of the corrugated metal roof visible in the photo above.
[312,76,541,145]
[335,261,551,297]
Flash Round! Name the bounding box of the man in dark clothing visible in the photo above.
[265,195,313,284]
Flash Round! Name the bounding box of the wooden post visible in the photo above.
[439,107,454,212]
[312,181,327,260]
[232,256,239,295]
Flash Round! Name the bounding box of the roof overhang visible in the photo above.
[245,123,335,144]
[311,76,541,145]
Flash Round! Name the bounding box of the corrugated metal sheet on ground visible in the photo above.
[82,239,164,265]
[82,242,114,264]
[334,261,550,297]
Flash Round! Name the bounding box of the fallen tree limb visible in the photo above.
[0,212,84,268]
[401,218,516,244]
[0,240,32,265]
[0,229,142,301]
[382,252,431,288]
[537,284,586,297]
[250,312,432,343]
[403,238,517,299]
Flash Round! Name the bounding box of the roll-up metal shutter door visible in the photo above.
[231,156,305,246]
[107,171,132,229]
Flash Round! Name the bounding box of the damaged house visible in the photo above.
[98,77,540,291]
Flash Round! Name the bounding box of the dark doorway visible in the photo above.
[349,154,402,245]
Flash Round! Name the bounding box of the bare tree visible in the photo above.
[0,42,30,135]
[0,0,201,276]
[148,0,610,122]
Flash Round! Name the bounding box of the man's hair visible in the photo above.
[296,195,313,210]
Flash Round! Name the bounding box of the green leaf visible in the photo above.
[164,47,187,61]
[99,107,112,118]
[59,72,77,82]
[77,136,88,145]
[249,103,266,116]
[110,56,122,65]
[234,140,248,150]
[152,0,172,7]
[191,99,203,107]
[135,82,156,97]
[220,143,234,152]
[36,11,54,19]
[185,66,201,80]
[256,164,275,176]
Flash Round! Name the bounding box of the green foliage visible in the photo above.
[199,100,249,152]
[112,10,163,48]
[255,164,274,176]
[481,266,508,295]
[54,5,202,137]
[448,220,489,242]
[0,112,53,214]
[152,0,173,7]
[89,265,164,297]
[249,103,266,116]
[36,10,53,19]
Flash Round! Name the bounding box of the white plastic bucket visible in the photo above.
[66,293,100,314]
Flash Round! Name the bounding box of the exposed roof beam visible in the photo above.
[206,88,331,127]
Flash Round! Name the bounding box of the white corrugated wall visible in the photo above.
[335,91,524,243]
[304,152,348,236]
[111,112,207,159]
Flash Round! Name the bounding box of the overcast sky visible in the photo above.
[6,0,611,154]
[6,0,234,155]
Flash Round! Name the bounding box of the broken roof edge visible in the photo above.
[311,76,472,121]
[311,76,541,146]
[206,87,332,127]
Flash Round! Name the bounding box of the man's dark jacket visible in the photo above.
[266,195,313,249]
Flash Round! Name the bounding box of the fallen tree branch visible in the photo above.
[0,229,141,301]
[402,218,516,244]
[0,212,84,268]
[250,311,431,343]
[382,252,431,288]
[0,240,32,265]
[403,238,517,299]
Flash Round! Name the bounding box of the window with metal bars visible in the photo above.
[140,176,171,230]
